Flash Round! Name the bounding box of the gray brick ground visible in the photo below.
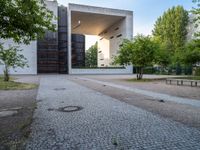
[25,75,200,150]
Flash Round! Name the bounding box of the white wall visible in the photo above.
[98,37,110,67]
[98,18,129,67]
[0,40,37,75]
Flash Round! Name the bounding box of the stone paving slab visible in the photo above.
[78,77,200,108]
[25,76,200,150]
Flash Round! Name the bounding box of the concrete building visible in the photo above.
[0,0,133,74]
[187,14,200,41]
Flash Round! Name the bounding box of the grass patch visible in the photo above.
[0,76,38,90]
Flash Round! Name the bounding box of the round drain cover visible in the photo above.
[58,106,83,112]
[54,88,66,91]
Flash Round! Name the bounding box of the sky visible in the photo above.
[57,0,195,49]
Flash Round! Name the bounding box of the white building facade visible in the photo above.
[0,1,134,75]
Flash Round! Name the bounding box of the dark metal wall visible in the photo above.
[58,6,68,74]
[37,6,68,74]
[37,6,85,73]
[37,31,59,73]
[72,34,85,68]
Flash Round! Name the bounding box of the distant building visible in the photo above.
[187,14,200,41]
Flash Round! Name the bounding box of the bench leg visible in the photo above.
[191,82,193,87]
[195,82,197,87]
[181,80,183,85]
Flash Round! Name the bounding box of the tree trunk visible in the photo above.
[136,67,139,80]
[3,66,9,82]
[136,67,143,80]
[140,67,143,79]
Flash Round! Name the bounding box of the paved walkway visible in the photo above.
[78,77,200,108]
[26,76,200,150]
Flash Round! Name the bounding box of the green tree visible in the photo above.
[85,42,98,67]
[191,0,200,37]
[152,6,189,52]
[181,40,200,66]
[114,35,158,80]
[0,45,28,81]
[154,44,171,69]
[0,0,56,44]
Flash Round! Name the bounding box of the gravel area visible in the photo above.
[78,75,200,100]
[0,75,40,109]
[77,77,200,108]
[26,75,200,150]
[14,75,40,84]
[0,75,39,149]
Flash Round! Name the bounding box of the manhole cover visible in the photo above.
[158,99,165,103]
[47,108,55,111]
[54,88,66,91]
[58,106,83,112]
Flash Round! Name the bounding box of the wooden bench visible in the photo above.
[166,78,200,87]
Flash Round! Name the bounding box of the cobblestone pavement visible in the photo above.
[26,75,200,150]
[78,77,200,108]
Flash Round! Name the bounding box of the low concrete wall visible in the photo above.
[71,66,132,75]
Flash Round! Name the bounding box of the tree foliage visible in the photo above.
[154,44,171,68]
[152,6,189,52]
[0,0,56,44]
[0,45,28,81]
[114,35,158,80]
[85,42,98,67]
[114,39,133,66]
[181,39,200,66]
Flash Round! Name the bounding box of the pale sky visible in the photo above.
[57,0,195,49]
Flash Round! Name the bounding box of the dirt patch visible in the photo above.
[0,76,39,150]
[71,77,200,130]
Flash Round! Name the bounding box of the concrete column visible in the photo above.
[68,8,72,74]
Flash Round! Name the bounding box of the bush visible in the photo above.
[134,65,193,75]
[195,67,200,76]
[0,44,28,81]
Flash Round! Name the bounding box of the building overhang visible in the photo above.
[67,3,133,74]
[69,3,132,35]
